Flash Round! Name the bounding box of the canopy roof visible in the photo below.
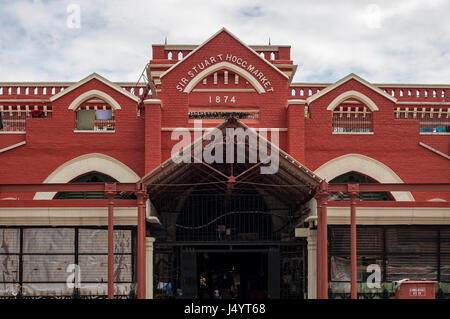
[142,118,323,212]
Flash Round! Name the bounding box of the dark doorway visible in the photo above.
[196,251,268,299]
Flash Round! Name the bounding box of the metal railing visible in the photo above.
[332,108,373,133]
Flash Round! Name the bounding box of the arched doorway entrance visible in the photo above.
[143,118,323,299]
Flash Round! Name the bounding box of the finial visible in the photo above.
[268,37,271,45]
[164,36,167,45]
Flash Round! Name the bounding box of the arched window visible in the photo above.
[56,172,136,199]
[332,101,373,133]
[178,51,183,60]
[329,172,393,201]
[74,96,116,132]
[167,51,173,60]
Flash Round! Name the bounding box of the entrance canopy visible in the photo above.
[142,118,323,214]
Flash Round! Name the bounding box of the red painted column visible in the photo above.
[315,182,329,299]
[321,195,328,299]
[349,191,358,299]
[137,190,147,299]
[286,102,306,163]
[144,101,162,175]
[106,192,115,299]
[316,196,323,299]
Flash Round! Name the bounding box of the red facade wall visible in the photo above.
[0,29,448,201]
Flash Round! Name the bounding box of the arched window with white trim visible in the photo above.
[55,172,136,199]
[331,101,373,133]
[328,91,378,134]
[75,98,116,132]
[69,90,121,132]
[329,171,393,201]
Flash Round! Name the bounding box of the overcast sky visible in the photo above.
[0,0,449,84]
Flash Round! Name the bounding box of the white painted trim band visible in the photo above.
[0,141,26,153]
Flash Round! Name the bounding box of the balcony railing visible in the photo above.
[395,107,450,134]
[332,107,373,133]
[0,109,52,133]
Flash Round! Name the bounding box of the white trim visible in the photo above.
[161,127,288,132]
[34,153,140,200]
[0,141,26,153]
[49,73,139,102]
[397,101,450,105]
[420,132,450,136]
[160,28,289,80]
[327,206,450,225]
[192,88,256,92]
[183,62,266,94]
[306,73,397,104]
[286,99,307,108]
[68,90,122,110]
[429,198,447,202]
[314,153,415,201]
[0,132,26,135]
[419,142,450,160]
[73,130,116,133]
[326,90,379,111]
[0,207,138,226]
[332,132,374,135]
[143,99,163,106]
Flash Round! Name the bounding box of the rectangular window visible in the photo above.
[75,109,115,131]
[332,106,373,133]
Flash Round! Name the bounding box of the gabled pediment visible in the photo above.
[49,73,139,102]
[306,73,397,104]
[160,28,289,84]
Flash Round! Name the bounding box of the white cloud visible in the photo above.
[0,0,449,83]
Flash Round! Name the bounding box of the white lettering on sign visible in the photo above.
[409,287,426,297]
[176,53,274,93]
[209,96,236,104]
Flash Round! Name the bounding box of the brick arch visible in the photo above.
[33,153,140,200]
[183,61,266,94]
[326,90,379,112]
[314,153,414,201]
[67,89,122,111]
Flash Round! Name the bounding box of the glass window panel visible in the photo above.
[78,255,132,282]
[0,255,19,282]
[22,255,74,282]
[23,228,74,254]
[0,229,20,253]
[78,229,132,254]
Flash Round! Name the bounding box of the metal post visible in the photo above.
[315,182,329,299]
[316,196,323,299]
[349,192,358,299]
[137,190,147,299]
[105,184,116,300]
[348,184,359,300]
[321,195,328,299]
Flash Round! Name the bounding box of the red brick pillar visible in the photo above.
[287,101,306,163]
[144,100,162,174]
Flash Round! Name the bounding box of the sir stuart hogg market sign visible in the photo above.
[176,53,274,92]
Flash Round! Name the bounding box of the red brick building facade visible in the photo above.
[0,29,449,299]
